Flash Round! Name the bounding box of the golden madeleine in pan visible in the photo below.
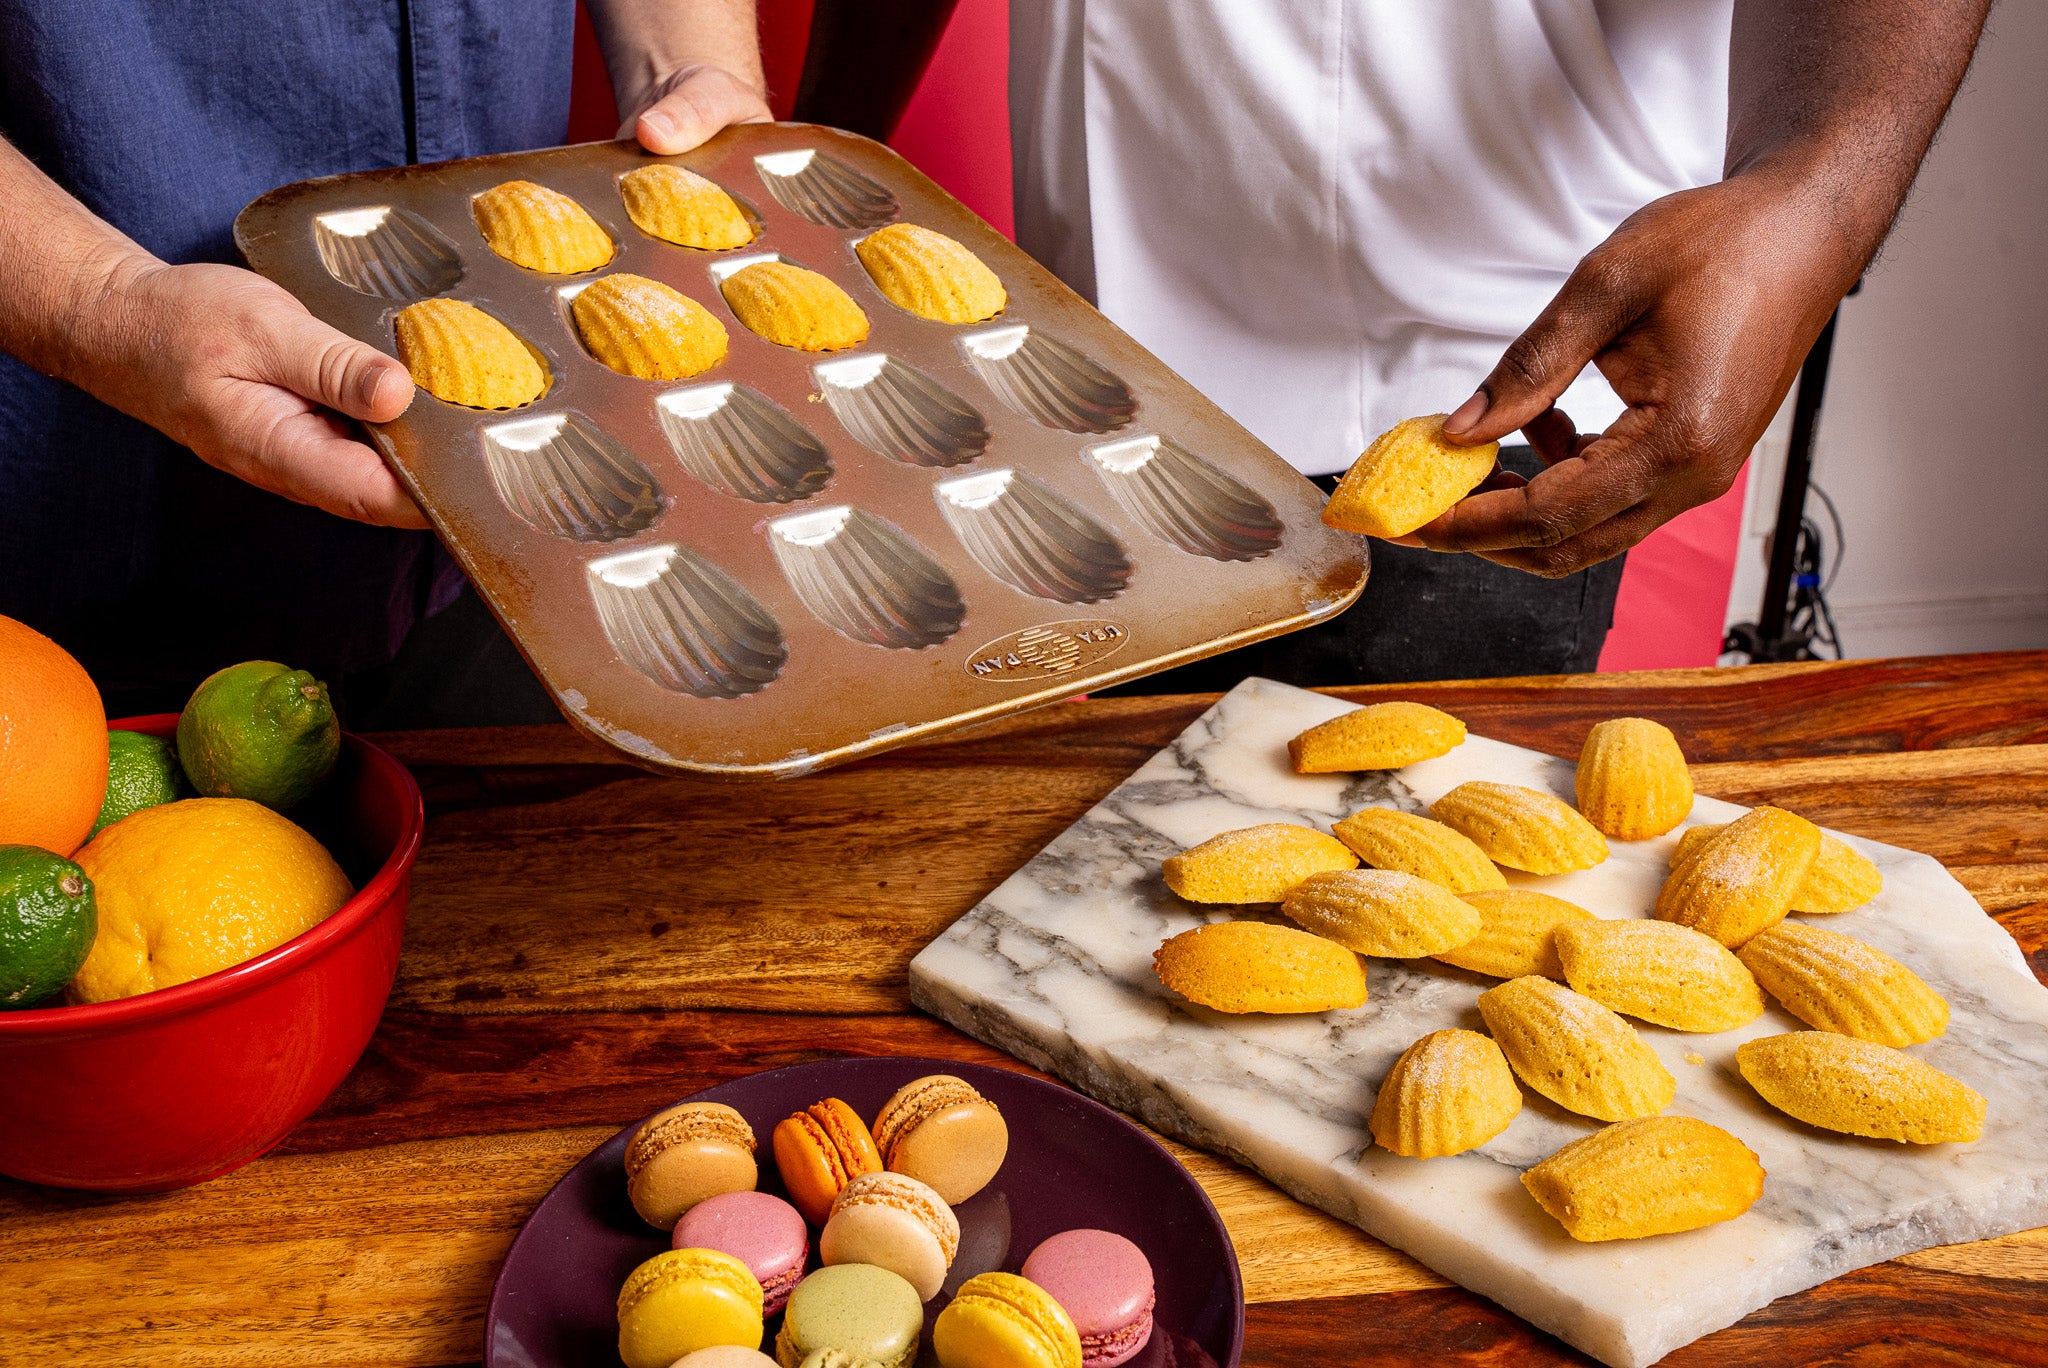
[618,164,756,251]
[393,298,546,409]
[472,179,614,274]
[570,273,729,381]
[855,222,1007,324]
[720,260,870,351]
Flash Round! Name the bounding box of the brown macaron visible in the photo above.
[624,1101,759,1230]
[871,1075,1009,1204]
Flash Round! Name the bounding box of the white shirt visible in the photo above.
[1010,0,1733,475]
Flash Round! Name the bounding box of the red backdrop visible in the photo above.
[568,0,1739,672]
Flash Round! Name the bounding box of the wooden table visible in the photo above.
[6,652,2048,1367]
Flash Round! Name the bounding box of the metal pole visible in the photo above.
[1756,307,1842,649]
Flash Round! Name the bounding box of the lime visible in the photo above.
[89,730,192,838]
[0,845,97,1009]
[177,661,340,812]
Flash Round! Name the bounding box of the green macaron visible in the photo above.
[775,1264,923,1368]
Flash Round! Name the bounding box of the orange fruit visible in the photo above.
[0,616,108,857]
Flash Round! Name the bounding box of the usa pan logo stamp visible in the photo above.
[965,619,1131,681]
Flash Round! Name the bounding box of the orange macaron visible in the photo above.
[773,1097,883,1225]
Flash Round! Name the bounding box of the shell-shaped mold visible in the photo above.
[656,382,832,504]
[814,354,989,468]
[314,206,464,300]
[480,413,664,543]
[958,325,1136,434]
[587,543,787,699]
[935,468,1131,604]
[753,148,898,228]
[768,506,966,649]
[1086,434,1283,562]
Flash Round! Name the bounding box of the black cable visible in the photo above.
[1810,483,1847,594]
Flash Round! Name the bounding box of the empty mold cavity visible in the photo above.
[958,325,1137,434]
[481,412,665,543]
[1087,434,1284,562]
[313,206,463,300]
[587,543,787,699]
[814,354,989,468]
[656,383,832,503]
[768,506,966,650]
[935,469,1132,605]
[753,149,898,229]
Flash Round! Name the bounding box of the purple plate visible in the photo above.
[486,1057,1243,1368]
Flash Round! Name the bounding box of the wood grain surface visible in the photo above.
[4,651,2046,1368]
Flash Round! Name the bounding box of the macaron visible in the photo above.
[871,1075,1009,1204]
[820,1171,961,1301]
[796,1352,886,1368]
[934,1271,1083,1368]
[673,1350,780,1368]
[626,1101,760,1230]
[615,1248,765,1368]
[674,1190,810,1315]
[1021,1230,1156,1367]
[775,1264,924,1368]
[773,1097,883,1225]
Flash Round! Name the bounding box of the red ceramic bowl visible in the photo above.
[0,714,422,1193]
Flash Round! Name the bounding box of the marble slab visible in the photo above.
[908,677,2048,1368]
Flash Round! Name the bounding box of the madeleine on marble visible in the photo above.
[1330,808,1507,895]
[619,164,756,250]
[1554,918,1765,1034]
[719,261,869,351]
[1576,717,1694,840]
[1322,415,1498,539]
[1522,1116,1765,1242]
[855,222,1007,324]
[1287,702,1467,774]
[1737,922,1949,1046]
[1433,889,1595,981]
[1674,823,1883,915]
[1153,921,1367,1014]
[473,179,614,274]
[571,273,729,381]
[1431,781,1608,876]
[1477,975,1675,1122]
[393,298,546,409]
[1370,1029,1522,1159]
[1161,823,1357,904]
[1656,806,1822,947]
[1736,1031,1985,1143]
[1281,868,1481,958]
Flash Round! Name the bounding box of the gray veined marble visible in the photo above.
[909,677,2048,1368]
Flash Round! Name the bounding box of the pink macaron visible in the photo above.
[1021,1228,1156,1367]
[671,1189,809,1315]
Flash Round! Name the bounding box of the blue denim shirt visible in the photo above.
[0,0,572,710]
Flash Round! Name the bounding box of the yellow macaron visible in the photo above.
[935,1271,1083,1368]
[616,1248,764,1368]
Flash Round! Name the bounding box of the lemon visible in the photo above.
[178,661,340,812]
[89,730,192,838]
[69,798,353,1003]
[0,845,97,1009]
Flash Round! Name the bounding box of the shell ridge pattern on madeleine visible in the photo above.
[855,222,1007,324]
[1521,1116,1765,1241]
[394,297,547,410]
[572,273,730,381]
[1431,781,1608,875]
[1433,888,1594,981]
[472,179,614,274]
[1369,1028,1523,1158]
[1330,808,1507,894]
[1322,414,1499,539]
[1576,717,1694,840]
[1281,868,1481,958]
[1655,805,1822,947]
[1675,822,1883,914]
[1288,701,1467,774]
[1554,918,1765,1033]
[1476,975,1675,1121]
[1153,921,1367,1014]
[619,164,755,250]
[1736,1031,1985,1143]
[1737,921,1949,1046]
[1161,823,1356,904]
[719,260,870,352]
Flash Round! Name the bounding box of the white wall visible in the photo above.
[1723,4,2048,659]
